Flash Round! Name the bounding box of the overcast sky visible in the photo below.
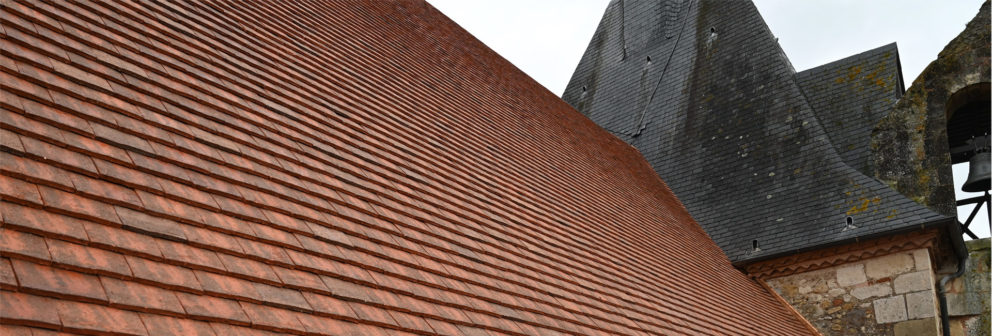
[427,0,989,238]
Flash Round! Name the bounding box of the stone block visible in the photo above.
[894,271,933,294]
[912,249,931,270]
[946,292,987,316]
[893,318,939,336]
[905,290,936,319]
[851,283,892,300]
[836,264,867,286]
[947,293,966,315]
[865,253,915,280]
[873,295,907,324]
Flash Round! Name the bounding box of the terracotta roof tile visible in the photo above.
[56,299,148,336]
[0,73,51,106]
[124,255,202,292]
[139,313,216,336]
[17,98,92,136]
[45,238,131,276]
[0,324,33,335]
[0,175,42,207]
[0,258,16,289]
[216,253,278,284]
[61,130,134,165]
[93,158,164,192]
[20,137,97,176]
[1,153,73,191]
[0,0,815,334]
[206,322,281,336]
[238,301,306,334]
[101,276,185,314]
[0,129,24,153]
[175,291,250,325]
[11,258,107,302]
[194,269,262,301]
[252,283,311,312]
[82,221,162,258]
[0,229,51,262]
[134,189,204,224]
[273,267,324,291]
[157,239,225,271]
[347,302,401,328]
[115,205,185,240]
[235,236,292,266]
[38,185,120,225]
[293,312,362,335]
[0,291,62,329]
[183,225,244,255]
[300,291,359,320]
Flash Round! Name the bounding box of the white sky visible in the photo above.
[428,0,989,239]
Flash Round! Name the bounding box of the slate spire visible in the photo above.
[564,0,950,263]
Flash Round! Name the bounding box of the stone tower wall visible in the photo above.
[765,248,941,335]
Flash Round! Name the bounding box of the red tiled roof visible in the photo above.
[0,1,814,335]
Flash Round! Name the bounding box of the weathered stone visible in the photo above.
[912,249,932,271]
[836,264,868,286]
[894,270,933,294]
[763,238,992,335]
[946,292,987,316]
[961,314,990,336]
[865,253,915,280]
[874,295,908,324]
[851,283,892,300]
[893,318,939,336]
[871,0,991,217]
[945,236,992,336]
[906,290,937,319]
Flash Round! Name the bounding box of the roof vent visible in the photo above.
[843,216,857,231]
[751,239,760,252]
[706,27,718,48]
[646,55,652,63]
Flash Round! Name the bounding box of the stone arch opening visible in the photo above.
[946,82,991,164]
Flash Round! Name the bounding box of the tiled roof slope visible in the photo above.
[562,0,950,264]
[0,1,813,335]
[796,43,904,175]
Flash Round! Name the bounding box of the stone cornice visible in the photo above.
[746,230,939,279]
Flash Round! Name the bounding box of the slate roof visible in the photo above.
[563,0,950,264]
[796,43,905,175]
[0,1,814,335]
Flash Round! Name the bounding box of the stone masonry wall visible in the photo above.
[870,1,989,216]
[946,238,990,336]
[765,248,941,336]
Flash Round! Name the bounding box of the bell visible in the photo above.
[962,151,991,192]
